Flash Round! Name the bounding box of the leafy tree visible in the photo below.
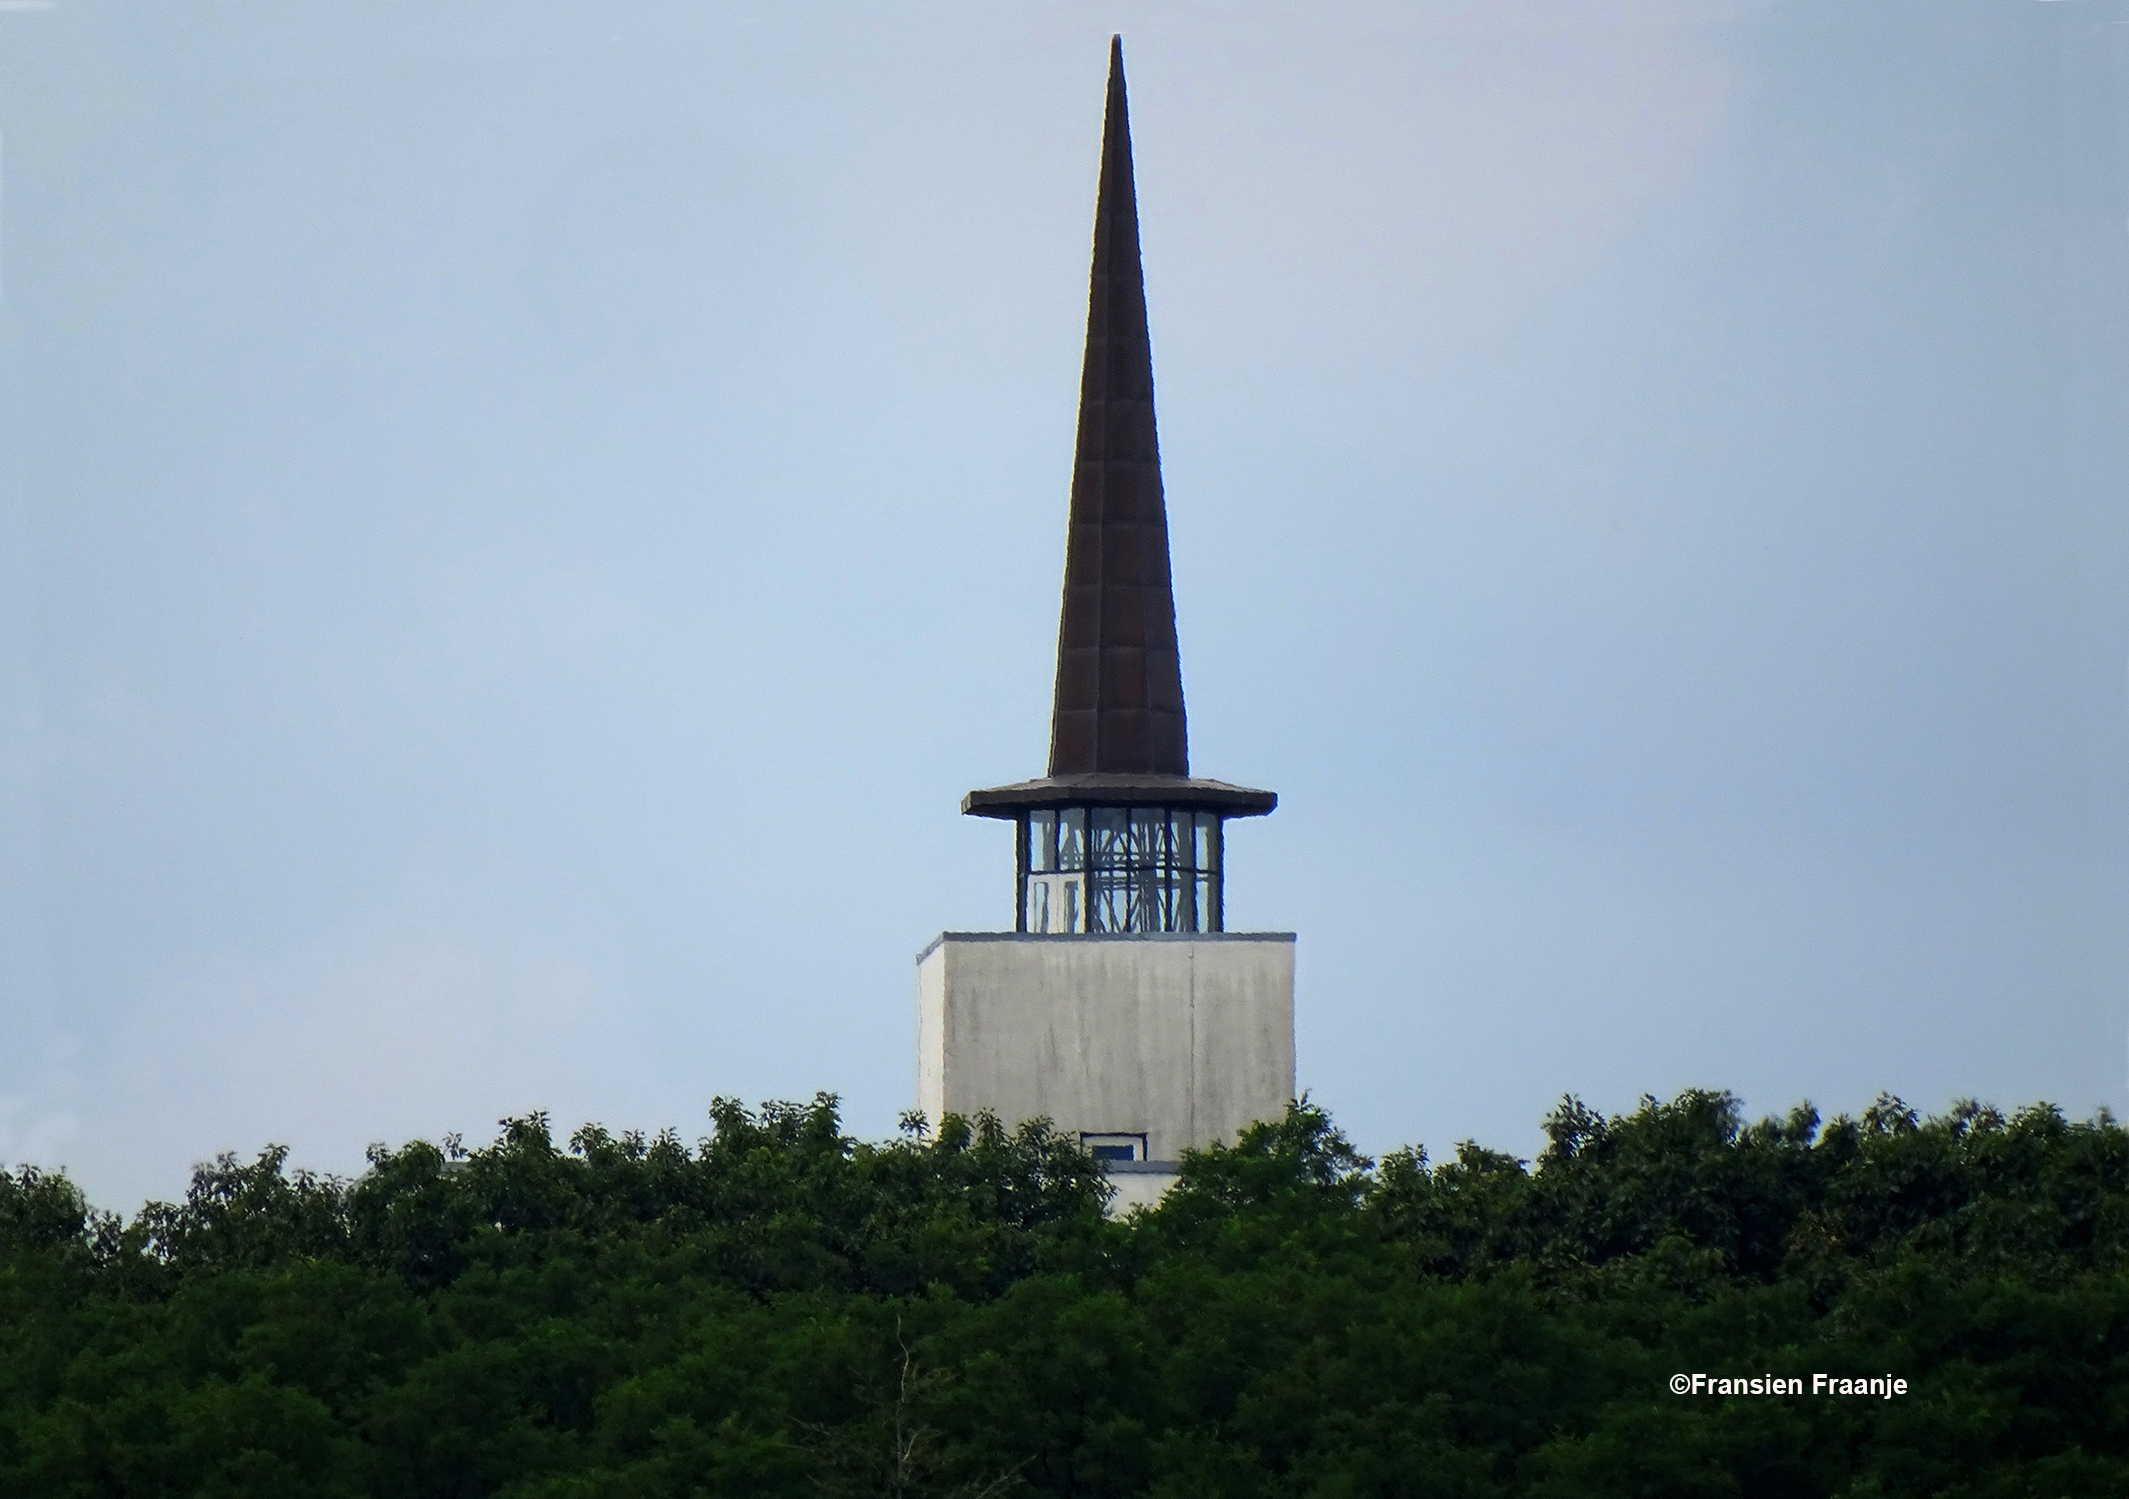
[1,1090,2125,1496]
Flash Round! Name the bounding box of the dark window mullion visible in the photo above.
[1016,815,1029,932]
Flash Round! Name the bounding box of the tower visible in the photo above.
[917,39,1295,1207]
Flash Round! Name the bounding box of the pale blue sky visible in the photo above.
[1,0,2124,1210]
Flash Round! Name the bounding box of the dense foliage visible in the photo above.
[2,1090,2125,1497]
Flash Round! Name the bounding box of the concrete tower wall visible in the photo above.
[915,932,1296,1164]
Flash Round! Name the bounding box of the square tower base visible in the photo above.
[915,932,1296,1167]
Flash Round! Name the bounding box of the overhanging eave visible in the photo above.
[961,773,1277,820]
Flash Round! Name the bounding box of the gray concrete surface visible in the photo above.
[915,932,1296,1165]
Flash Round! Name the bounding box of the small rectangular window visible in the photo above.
[1080,1132,1147,1163]
[1029,810,1057,873]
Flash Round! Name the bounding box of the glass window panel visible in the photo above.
[1028,874,1087,933]
[1058,808,1087,871]
[1130,809,1164,867]
[1197,813,1220,872]
[1039,807,1235,931]
[1094,870,1132,932]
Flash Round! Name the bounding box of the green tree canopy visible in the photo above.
[1,1090,2123,1497]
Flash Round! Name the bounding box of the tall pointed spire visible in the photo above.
[1048,36,1188,778]
[961,37,1273,835]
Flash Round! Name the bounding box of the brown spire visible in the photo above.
[1047,36,1188,779]
[959,37,1273,824]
